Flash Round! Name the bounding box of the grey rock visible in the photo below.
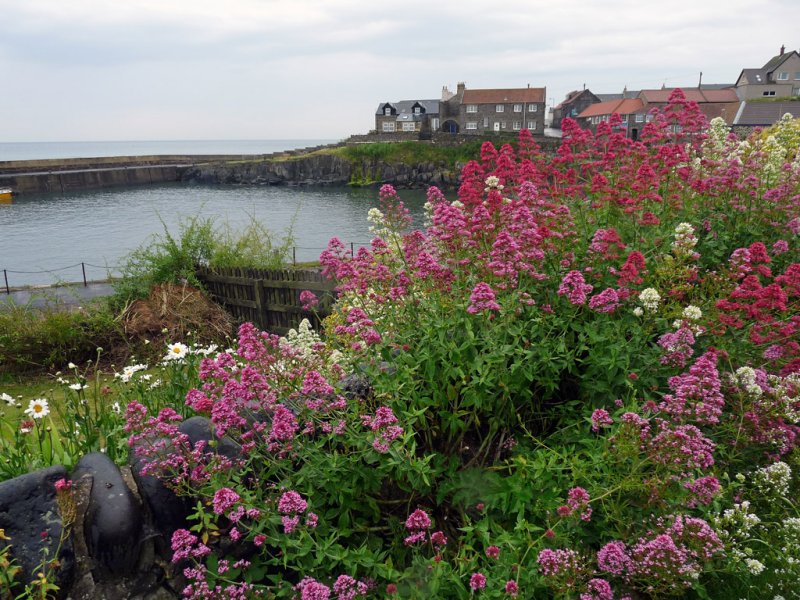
[0,465,75,596]
[71,453,142,576]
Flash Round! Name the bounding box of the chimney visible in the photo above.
[527,83,530,88]
[441,85,454,101]
[780,44,785,55]
[456,81,466,95]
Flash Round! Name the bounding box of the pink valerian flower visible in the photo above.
[332,575,369,600]
[296,577,331,600]
[649,420,716,475]
[657,327,696,368]
[268,405,298,454]
[301,371,334,398]
[430,530,448,546]
[54,478,72,492]
[306,512,319,528]
[171,528,199,562]
[282,515,300,534]
[588,288,621,313]
[403,531,427,546]
[278,490,308,514]
[537,548,581,576]
[559,487,592,521]
[504,580,519,597]
[590,408,613,432]
[588,228,626,260]
[469,572,487,591]
[772,239,789,255]
[212,487,241,515]
[596,540,632,577]
[299,290,319,311]
[558,270,593,305]
[405,508,432,531]
[580,578,614,600]
[659,351,724,425]
[362,406,404,453]
[684,476,722,507]
[628,516,722,594]
[467,282,502,314]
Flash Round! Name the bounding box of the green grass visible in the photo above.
[329,140,486,168]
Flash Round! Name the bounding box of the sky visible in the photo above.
[1,0,799,142]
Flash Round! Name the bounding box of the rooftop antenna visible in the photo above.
[698,71,703,88]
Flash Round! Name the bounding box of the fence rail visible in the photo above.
[195,266,337,335]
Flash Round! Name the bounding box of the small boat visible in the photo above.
[0,187,13,203]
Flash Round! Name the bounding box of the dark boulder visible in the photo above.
[0,465,75,596]
[178,416,241,460]
[71,453,142,576]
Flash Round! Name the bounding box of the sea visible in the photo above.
[0,140,431,288]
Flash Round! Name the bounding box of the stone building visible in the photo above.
[375,99,440,134]
[458,85,547,135]
[736,45,800,100]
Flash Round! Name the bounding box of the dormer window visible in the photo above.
[413,107,421,115]
[384,107,392,115]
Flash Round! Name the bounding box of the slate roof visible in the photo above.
[462,87,546,104]
[739,69,767,85]
[554,89,598,110]
[375,99,440,116]
[577,98,644,118]
[638,88,738,103]
[734,100,800,126]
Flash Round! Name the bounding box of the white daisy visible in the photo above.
[24,398,50,420]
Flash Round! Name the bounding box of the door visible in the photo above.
[493,122,500,132]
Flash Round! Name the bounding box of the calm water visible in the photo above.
[0,139,338,161]
[0,183,430,288]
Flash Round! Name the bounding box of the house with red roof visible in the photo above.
[576,98,645,138]
[453,84,547,136]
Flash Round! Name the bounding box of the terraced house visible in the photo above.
[458,85,547,135]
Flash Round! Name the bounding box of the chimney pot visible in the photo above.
[780,44,785,55]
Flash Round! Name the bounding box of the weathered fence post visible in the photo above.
[81,263,87,287]
[253,279,266,329]
[3,270,9,294]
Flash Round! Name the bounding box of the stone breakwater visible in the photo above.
[179,152,463,189]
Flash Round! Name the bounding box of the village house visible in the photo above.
[552,89,601,129]
[576,98,644,137]
[375,99,441,135]
[736,45,800,99]
[458,85,547,135]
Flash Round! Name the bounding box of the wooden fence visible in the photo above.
[195,266,337,335]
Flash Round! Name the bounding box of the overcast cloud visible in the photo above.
[1,0,798,141]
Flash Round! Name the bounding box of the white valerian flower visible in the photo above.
[24,398,50,420]
[638,288,661,312]
[164,342,189,361]
[68,383,88,391]
[753,461,792,497]
[450,199,464,209]
[744,558,765,575]
[1,392,14,406]
[672,222,698,258]
[682,305,702,321]
[484,175,501,190]
[68,362,77,369]
[633,307,644,317]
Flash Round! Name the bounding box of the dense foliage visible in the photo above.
[3,91,800,599]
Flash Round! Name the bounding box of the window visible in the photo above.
[382,122,395,132]
[484,117,489,128]
[528,104,536,112]
[621,115,629,123]
[795,72,800,80]
[777,72,789,81]
[527,121,536,130]
[496,104,505,112]
[635,114,644,123]
[513,121,521,130]
[513,104,523,112]
[466,122,478,130]
[466,105,478,113]
[646,114,654,122]
[431,118,439,131]
[402,122,415,132]
[763,90,776,96]
[413,107,421,115]
[384,107,392,116]
[501,121,507,129]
